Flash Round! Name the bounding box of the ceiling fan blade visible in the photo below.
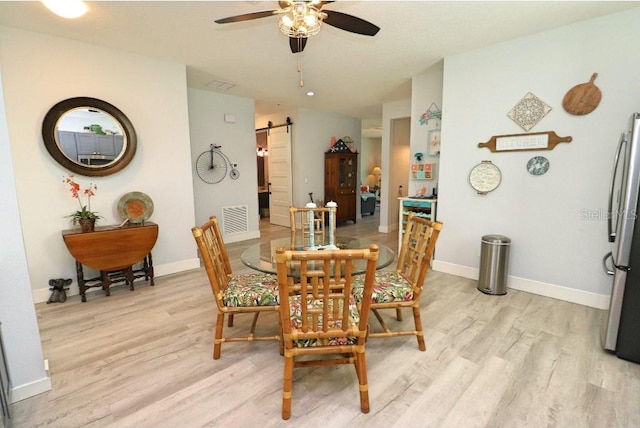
[215,10,279,24]
[289,37,308,54]
[323,10,380,36]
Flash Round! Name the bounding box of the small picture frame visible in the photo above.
[428,129,441,156]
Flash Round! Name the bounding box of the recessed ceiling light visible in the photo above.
[41,0,87,19]
[306,91,315,97]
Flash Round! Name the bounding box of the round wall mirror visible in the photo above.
[42,97,137,176]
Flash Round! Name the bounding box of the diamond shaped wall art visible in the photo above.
[507,92,552,132]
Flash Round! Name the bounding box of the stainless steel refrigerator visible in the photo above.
[603,112,640,362]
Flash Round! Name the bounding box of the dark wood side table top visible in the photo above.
[62,222,159,271]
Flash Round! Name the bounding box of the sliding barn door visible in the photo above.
[267,126,293,227]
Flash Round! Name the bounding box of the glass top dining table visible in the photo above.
[240,236,395,276]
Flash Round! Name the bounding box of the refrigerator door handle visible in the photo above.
[603,252,615,276]
[608,132,628,243]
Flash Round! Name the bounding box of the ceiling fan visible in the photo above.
[215,1,380,54]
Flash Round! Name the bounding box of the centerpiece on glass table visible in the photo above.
[63,174,100,232]
[303,201,339,251]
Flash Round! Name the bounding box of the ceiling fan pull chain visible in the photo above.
[298,52,304,87]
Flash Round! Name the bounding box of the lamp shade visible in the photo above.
[371,167,382,185]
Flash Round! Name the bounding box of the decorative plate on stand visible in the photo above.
[117,191,154,223]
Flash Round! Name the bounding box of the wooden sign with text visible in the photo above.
[478,131,572,153]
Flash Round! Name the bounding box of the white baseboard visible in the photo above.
[32,258,201,304]
[379,224,398,234]
[432,259,610,310]
[225,230,260,244]
[153,258,200,277]
[10,375,51,403]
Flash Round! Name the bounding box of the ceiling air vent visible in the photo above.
[207,79,237,90]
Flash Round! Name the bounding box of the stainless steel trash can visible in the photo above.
[478,235,511,295]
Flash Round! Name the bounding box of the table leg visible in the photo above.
[101,271,112,296]
[147,253,155,286]
[76,261,86,302]
[126,267,135,291]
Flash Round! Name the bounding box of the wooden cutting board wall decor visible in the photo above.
[562,72,602,115]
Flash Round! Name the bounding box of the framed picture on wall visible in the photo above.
[428,129,441,156]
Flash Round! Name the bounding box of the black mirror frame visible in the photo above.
[42,97,137,177]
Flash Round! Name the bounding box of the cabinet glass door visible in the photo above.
[339,156,356,188]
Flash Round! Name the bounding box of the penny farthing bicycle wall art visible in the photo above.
[195,144,240,184]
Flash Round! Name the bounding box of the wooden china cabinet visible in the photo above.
[325,141,358,224]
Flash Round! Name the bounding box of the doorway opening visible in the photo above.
[256,129,269,219]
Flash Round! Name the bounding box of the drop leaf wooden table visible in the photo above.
[62,222,159,302]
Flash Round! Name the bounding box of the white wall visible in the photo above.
[0,28,199,301]
[379,99,411,233]
[188,88,260,242]
[410,62,443,196]
[389,118,411,226]
[0,64,51,402]
[434,8,640,308]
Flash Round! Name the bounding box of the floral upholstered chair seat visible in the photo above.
[352,270,414,303]
[223,273,280,307]
[192,216,281,360]
[352,214,443,352]
[287,295,359,347]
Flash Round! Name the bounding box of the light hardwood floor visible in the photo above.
[10,214,640,427]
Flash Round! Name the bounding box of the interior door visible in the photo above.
[267,126,293,227]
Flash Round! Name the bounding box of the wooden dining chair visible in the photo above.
[354,212,443,351]
[191,216,280,359]
[275,244,379,420]
[288,206,334,247]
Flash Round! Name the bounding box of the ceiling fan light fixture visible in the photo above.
[280,14,293,28]
[278,2,323,38]
[303,14,317,26]
[293,3,306,15]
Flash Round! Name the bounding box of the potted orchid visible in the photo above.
[63,174,100,232]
